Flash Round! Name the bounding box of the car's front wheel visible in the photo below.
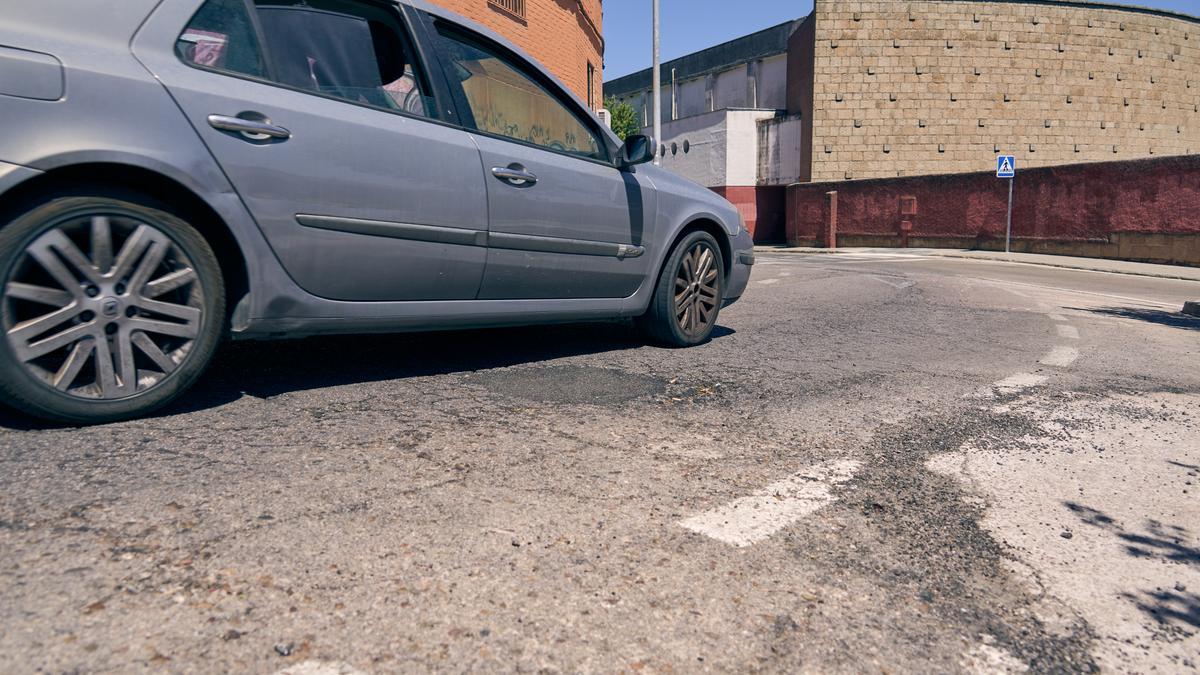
[638,230,725,347]
[0,194,224,424]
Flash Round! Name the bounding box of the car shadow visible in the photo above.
[0,322,736,430]
[1064,500,1200,630]
[1071,306,1200,332]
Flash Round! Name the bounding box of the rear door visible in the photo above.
[134,0,488,302]
[422,17,657,300]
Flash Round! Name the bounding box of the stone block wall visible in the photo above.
[809,0,1200,182]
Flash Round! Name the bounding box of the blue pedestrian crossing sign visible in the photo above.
[996,155,1016,178]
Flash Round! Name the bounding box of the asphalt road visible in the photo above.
[2,251,1198,674]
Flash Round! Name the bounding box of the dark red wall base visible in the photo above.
[711,186,786,244]
[786,154,1200,266]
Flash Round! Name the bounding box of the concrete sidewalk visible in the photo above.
[755,246,1200,283]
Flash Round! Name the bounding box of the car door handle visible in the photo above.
[491,165,538,186]
[207,114,291,141]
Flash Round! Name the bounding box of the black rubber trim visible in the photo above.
[297,214,487,247]
[296,214,644,258]
[490,232,620,257]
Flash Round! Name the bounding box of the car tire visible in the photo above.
[0,194,225,424]
[638,230,725,348]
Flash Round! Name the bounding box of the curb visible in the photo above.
[1185,301,1200,317]
[753,247,1200,282]
[931,251,1200,282]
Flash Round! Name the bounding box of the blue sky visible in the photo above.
[602,0,1200,81]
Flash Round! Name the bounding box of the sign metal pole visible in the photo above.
[997,155,1015,253]
[1005,176,1014,254]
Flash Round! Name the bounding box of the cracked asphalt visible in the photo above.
[1,252,1198,673]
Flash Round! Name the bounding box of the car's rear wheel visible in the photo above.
[638,230,725,347]
[0,195,224,424]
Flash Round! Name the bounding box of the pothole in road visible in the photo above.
[468,365,666,405]
[775,403,1101,672]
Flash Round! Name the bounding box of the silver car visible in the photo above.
[0,0,754,424]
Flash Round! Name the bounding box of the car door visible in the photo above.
[133,0,488,302]
[423,18,657,300]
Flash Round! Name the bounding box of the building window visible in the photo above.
[487,0,526,20]
[587,62,595,109]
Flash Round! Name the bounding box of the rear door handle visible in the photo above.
[207,114,291,141]
[491,165,538,186]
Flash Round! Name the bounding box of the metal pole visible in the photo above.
[652,0,662,165]
[1005,176,1014,253]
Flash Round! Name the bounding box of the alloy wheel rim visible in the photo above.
[2,212,204,400]
[673,242,719,337]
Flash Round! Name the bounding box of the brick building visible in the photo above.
[430,0,604,106]
[606,0,1200,244]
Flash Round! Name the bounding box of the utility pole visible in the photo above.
[652,0,662,165]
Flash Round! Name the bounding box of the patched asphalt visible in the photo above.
[1,252,1197,673]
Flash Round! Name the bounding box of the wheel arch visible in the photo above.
[667,215,734,280]
[0,162,250,331]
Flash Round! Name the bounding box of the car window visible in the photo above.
[178,0,431,117]
[433,26,605,161]
[176,0,266,78]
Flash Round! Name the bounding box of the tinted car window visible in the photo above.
[176,0,266,77]
[178,0,430,117]
[255,2,428,115]
[433,27,604,161]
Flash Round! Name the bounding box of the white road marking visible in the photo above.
[1048,313,1070,322]
[973,277,1181,309]
[819,257,934,264]
[275,661,366,675]
[757,278,780,285]
[829,252,930,259]
[961,642,1031,674]
[1040,346,1080,368]
[679,460,862,547]
[865,275,916,289]
[990,373,1049,395]
[1055,324,1080,340]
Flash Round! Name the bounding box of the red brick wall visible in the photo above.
[428,0,603,104]
[785,154,1200,266]
[711,186,786,245]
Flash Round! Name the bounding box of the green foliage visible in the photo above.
[604,97,642,141]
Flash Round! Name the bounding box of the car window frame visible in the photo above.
[174,0,446,125]
[419,13,615,167]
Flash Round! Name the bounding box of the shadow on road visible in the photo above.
[1119,588,1200,631]
[0,322,734,430]
[1073,306,1200,331]
[1065,501,1199,566]
[1064,501,1200,630]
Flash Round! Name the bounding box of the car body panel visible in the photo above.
[0,46,65,102]
[134,0,492,303]
[0,161,42,195]
[471,133,657,300]
[1,0,751,342]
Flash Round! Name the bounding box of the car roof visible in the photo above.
[398,0,619,146]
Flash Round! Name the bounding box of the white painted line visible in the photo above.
[757,278,780,285]
[820,257,934,264]
[1048,313,1070,322]
[1055,324,1080,340]
[973,277,1181,309]
[1040,346,1080,368]
[275,661,366,675]
[865,275,916,289]
[679,460,862,547]
[991,373,1049,394]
